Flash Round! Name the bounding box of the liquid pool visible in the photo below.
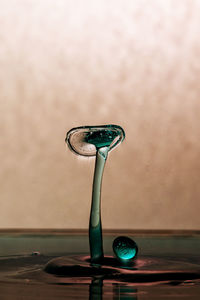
[0,230,200,299]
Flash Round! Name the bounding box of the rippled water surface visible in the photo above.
[0,230,200,299]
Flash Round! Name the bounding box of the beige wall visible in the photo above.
[1,0,200,229]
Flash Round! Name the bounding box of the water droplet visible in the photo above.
[113,236,138,261]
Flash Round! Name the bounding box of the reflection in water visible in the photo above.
[1,233,200,299]
[113,284,137,300]
[44,254,200,283]
[89,278,103,300]
[89,278,137,300]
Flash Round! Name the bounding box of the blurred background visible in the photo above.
[1,0,200,230]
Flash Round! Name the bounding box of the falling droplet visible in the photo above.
[113,236,138,261]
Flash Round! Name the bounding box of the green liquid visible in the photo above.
[85,129,119,149]
[66,125,125,263]
[89,146,108,263]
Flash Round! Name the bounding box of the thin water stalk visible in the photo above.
[89,147,108,263]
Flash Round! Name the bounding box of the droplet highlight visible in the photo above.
[113,236,138,261]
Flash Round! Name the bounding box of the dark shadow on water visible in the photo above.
[44,255,200,284]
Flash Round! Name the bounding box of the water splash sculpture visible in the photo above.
[66,125,132,263]
[42,124,200,290]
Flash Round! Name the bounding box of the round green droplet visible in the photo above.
[113,236,138,261]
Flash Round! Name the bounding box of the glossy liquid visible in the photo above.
[41,125,200,291]
[89,146,108,262]
[66,125,125,263]
[3,232,200,299]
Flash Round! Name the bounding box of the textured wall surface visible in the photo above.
[1,0,200,229]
